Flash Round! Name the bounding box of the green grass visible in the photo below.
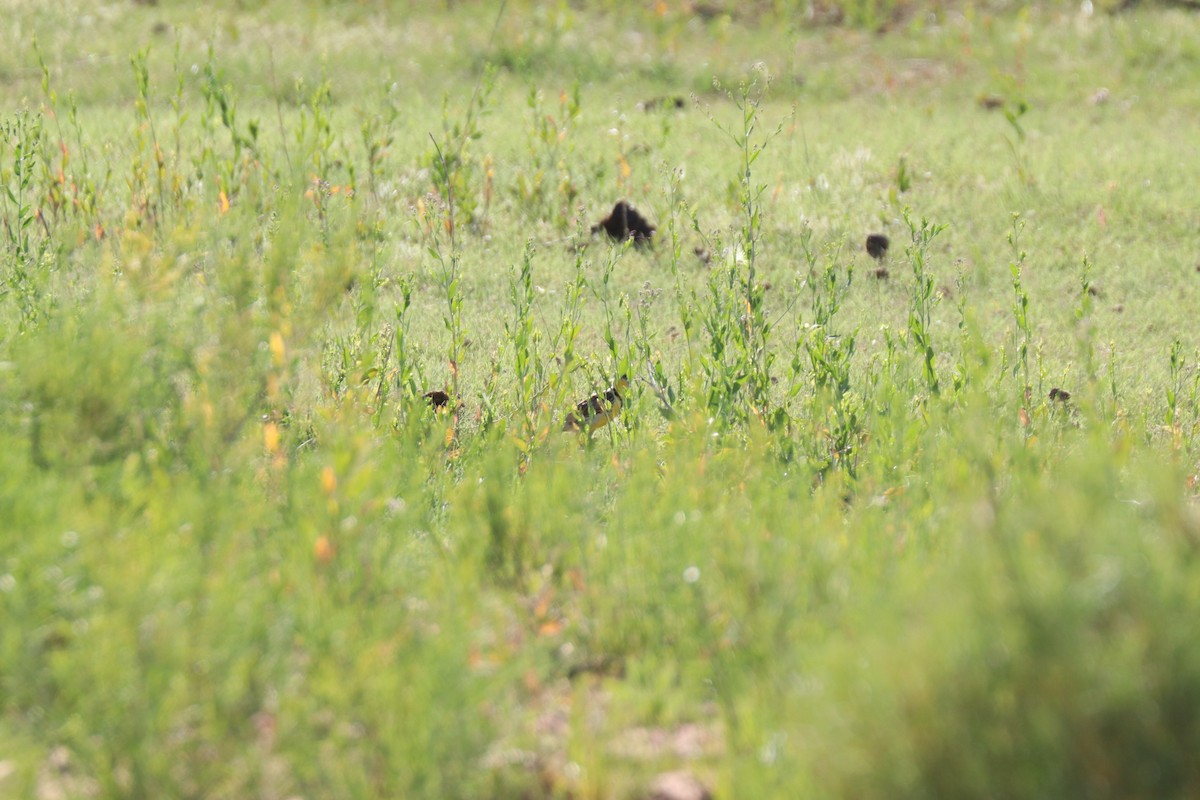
[3,1,1200,797]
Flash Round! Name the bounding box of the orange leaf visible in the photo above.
[618,154,632,179]
[320,465,337,495]
[218,190,230,215]
[263,422,280,453]
[314,535,335,564]
[269,331,286,367]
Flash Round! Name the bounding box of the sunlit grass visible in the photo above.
[2,1,1200,797]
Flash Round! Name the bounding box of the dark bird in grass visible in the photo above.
[563,376,630,434]
[592,201,655,246]
[1049,387,1072,404]
[424,390,452,410]
[866,233,890,261]
[639,95,687,112]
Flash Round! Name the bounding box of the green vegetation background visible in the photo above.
[2,0,1200,796]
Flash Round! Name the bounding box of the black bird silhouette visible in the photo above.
[866,233,890,261]
[424,390,452,410]
[592,202,655,246]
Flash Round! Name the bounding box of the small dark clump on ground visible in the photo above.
[640,96,687,111]
[593,201,656,245]
[866,233,889,260]
[424,390,451,410]
[1049,387,1072,403]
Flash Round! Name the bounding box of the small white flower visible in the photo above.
[683,566,701,584]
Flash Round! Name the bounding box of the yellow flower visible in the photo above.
[263,422,280,454]
[269,331,286,367]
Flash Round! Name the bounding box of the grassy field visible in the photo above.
[3,0,1200,797]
